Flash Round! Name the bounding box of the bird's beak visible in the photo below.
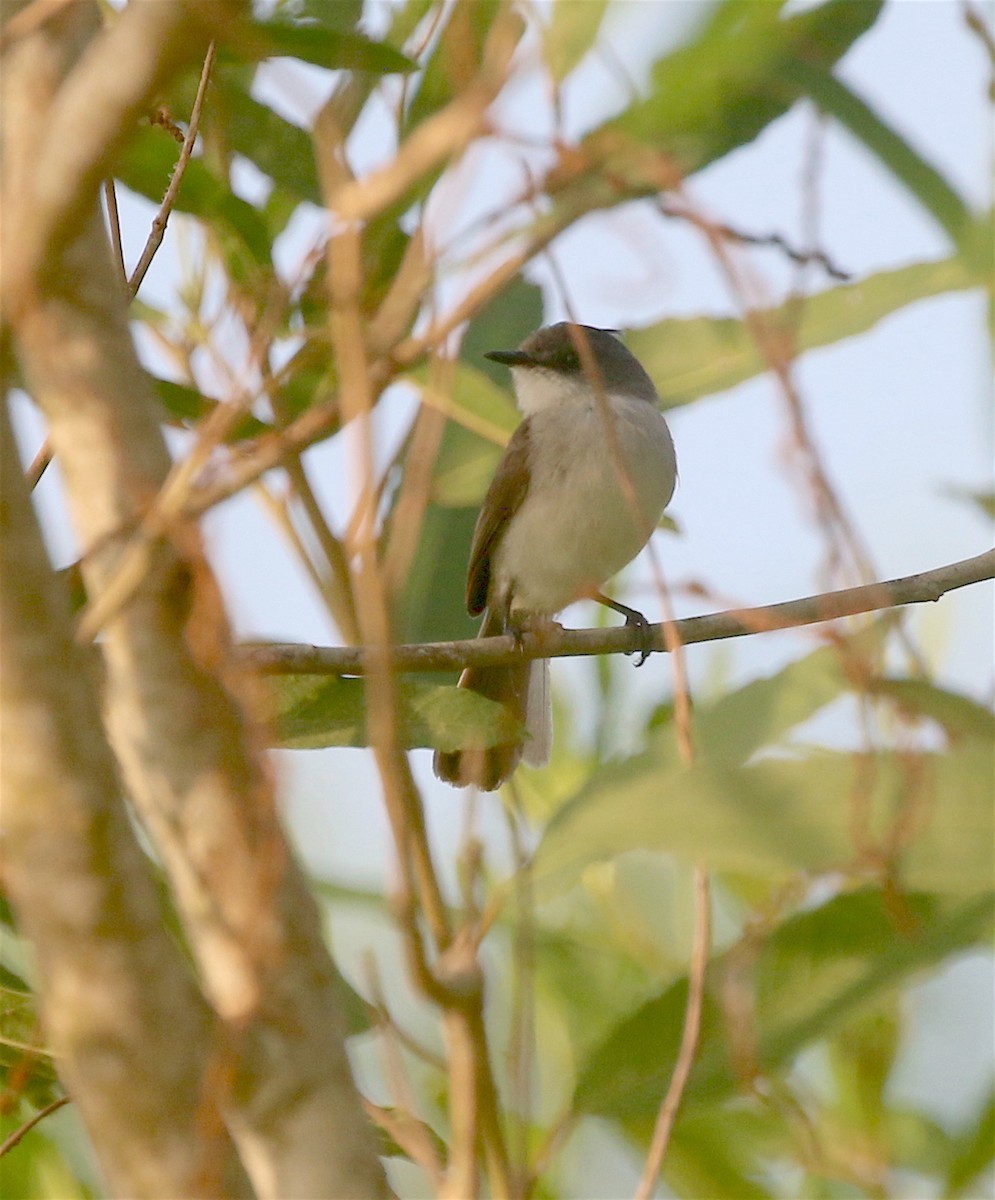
[484,349,535,367]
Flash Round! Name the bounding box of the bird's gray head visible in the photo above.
[485,322,658,414]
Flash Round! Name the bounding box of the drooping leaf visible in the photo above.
[545,0,611,81]
[626,255,983,408]
[245,19,415,75]
[152,378,269,439]
[212,71,321,204]
[583,0,885,178]
[267,672,521,750]
[533,634,995,898]
[573,888,995,1122]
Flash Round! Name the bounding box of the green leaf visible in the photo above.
[248,19,415,75]
[534,632,994,898]
[213,71,321,204]
[785,62,973,251]
[573,889,995,1122]
[391,504,483,647]
[596,0,885,176]
[946,486,995,521]
[152,378,269,439]
[267,673,521,750]
[945,1091,995,1197]
[533,640,859,893]
[660,1104,781,1200]
[869,677,995,744]
[403,363,518,507]
[625,255,982,408]
[545,0,611,81]
[537,744,995,899]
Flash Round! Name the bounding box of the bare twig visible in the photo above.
[1,1,231,319]
[25,438,53,489]
[128,41,216,297]
[0,1096,71,1157]
[963,1,995,71]
[659,199,850,281]
[327,9,521,222]
[244,548,995,676]
[635,865,712,1199]
[102,179,127,287]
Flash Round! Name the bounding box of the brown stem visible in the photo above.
[635,865,712,1199]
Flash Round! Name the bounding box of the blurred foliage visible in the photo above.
[7,0,992,1197]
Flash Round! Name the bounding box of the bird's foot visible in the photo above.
[592,593,656,666]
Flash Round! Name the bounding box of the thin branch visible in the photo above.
[635,865,711,1200]
[128,40,216,297]
[25,438,53,489]
[325,8,521,223]
[0,1095,71,1157]
[102,179,127,288]
[659,200,851,281]
[1,0,230,319]
[243,548,995,676]
[177,191,594,523]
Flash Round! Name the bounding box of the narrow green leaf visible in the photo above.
[214,73,320,204]
[600,0,884,176]
[625,255,981,408]
[946,1091,995,1196]
[545,0,611,81]
[152,378,269,439]
[249,19,415,74]
[574,889,994,1121]
[401,0,505,135]
[391,504,482,647]
[389,278,542,644]
[946,486,995,521]
[869,677,995,744]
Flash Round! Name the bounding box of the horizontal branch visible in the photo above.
[244,549,995,676]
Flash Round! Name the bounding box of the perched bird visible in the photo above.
[433,322,677,790]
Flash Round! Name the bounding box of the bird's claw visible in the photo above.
[623,609,653,667]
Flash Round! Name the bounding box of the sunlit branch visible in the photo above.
[244,549,995,676]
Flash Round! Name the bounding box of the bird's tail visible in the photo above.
[433,610,551,790]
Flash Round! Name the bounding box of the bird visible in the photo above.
[433,322,677,790]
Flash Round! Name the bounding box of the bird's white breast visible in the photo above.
[492,392,676,617]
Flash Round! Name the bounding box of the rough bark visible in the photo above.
[0,401,253,1199]
[1,3,387,1195]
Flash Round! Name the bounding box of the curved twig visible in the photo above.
[0,1096,71,1158]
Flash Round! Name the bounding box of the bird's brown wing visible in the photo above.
[465,419,532,616]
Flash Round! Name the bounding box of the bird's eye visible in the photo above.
[550,346,581,371]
